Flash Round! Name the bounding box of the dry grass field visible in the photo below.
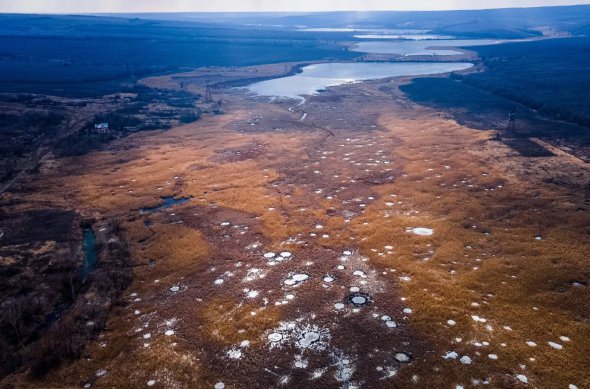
[1,66,588,389]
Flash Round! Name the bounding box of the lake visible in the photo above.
[299,28,430,34]
[353,34,455,40]
[247,62,474,100]
[352,39,503,56]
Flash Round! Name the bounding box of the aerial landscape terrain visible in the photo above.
[0,3,589,389]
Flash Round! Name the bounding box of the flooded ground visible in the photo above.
[140,196,192,214]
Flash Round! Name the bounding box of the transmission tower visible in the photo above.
[507,111,517,133]
[204,84,213,103]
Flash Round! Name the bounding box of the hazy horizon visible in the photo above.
[1,0,590,14]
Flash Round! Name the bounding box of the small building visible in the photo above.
[94,122,109,133]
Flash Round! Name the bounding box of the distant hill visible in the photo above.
[0,14,356,96]
[103,5,590,39]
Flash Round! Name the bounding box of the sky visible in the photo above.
[0,0,589,13]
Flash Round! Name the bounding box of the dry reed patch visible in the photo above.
[140,223,210,275]
[337,104,590,387]
[7,71,588,388]
[197,298,282,347]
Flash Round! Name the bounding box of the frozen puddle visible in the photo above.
[410,227,434,236]
[265,251,293,265]
[297,331,321,348]
[348,292,371,307]
[394,353,411,363]
[284,273,310,286]
[266,320,330,351]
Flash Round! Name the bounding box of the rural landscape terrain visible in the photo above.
[0,5,589,389]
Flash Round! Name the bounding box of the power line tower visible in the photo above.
[507,111,517,133]
[204,84,213,103]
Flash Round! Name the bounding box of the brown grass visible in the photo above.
[5,75,589,388]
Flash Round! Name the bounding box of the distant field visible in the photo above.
[0,15,357,96]
[401,38,590,158]
[464,38,590,128]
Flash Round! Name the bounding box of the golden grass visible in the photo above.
[199,298,282,347]
[7,78,589,388]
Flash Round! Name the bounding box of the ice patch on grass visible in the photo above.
[294,355,309,369]
[244,267,266,282]
[96,369,107,377]
[266,320,330,351]
[295,324,331,351]
[410,227,433,236]
[226,348,243,359]
[460,356,472,365]
[443,351,458,360]
[284,273,310,286]
[245,289,260,298]
[311,367,327,379]
[548,341,563,350]
[386,320,398,328]
[516,374,528,384]
[332,352,355,383]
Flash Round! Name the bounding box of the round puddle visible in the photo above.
[348,292,371,307]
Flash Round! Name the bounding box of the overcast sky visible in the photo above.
[1,0,589,13]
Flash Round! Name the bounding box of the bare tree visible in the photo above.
[5,298,27,345]
[3,152,17,179]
